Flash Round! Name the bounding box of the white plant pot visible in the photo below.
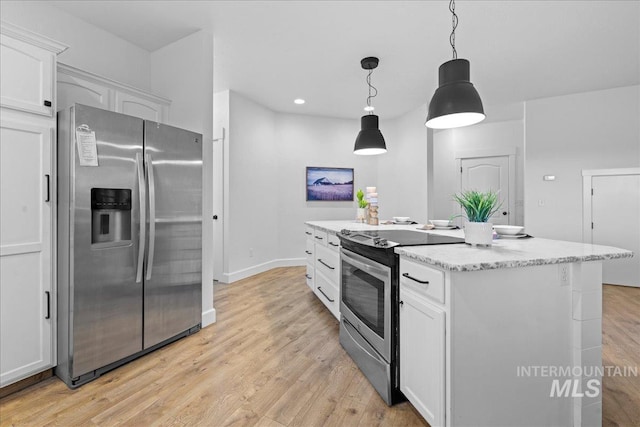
[464,221,494,246]
[356,208,367,223]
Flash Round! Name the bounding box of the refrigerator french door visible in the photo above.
[56,104,202,388]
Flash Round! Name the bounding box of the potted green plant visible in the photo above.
[356,189,368,222]
[453,189,502,245]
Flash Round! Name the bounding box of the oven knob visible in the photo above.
[341,229,351,236]
[378,238,388,247]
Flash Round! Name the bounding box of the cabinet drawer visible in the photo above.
[315,244,339,284]
[304,224,314,238]
[305,263,314,290]
[305,239,314,263]
[327,233,341,251]
[315,271,340,320]
[400,259,445,304]
[313,228,328,246]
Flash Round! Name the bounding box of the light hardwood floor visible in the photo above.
[0,269,638,426]
[0,267,426,426]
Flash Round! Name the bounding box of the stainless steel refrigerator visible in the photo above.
[56,104,202,388]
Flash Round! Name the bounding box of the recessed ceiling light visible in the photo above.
[294,98,305,105]
[364,106,375,112]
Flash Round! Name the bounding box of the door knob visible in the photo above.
[213,215,218,220]
[502,211,508,216]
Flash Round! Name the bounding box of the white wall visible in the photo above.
[432,119,525,225]
[214,92,380,279]
[226,92,279,278]
[149,30,215,326]
[524,85,640,242]
[0,1,150,90]
[377,104,430,222]
[275,113,379,261]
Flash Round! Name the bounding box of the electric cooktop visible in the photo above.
[339,229,465,248]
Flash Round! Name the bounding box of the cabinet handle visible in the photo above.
[329,242,339,247]
[317,286,335,302]
[44,174,50,202]
[399,300,404,306]
[318,259,335,270]
[314,236,324,241]
[305,250,312,255]
[305,274,312,280]
[305,231,312,235]
[43,100,52,107]
[45,291,51,319]
[402,272,429,284]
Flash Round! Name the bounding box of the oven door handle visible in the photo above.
[342,317,386,364]
[340,249,389,282]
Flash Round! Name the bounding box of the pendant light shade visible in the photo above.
[425,59,485,129]
[354,56,387,155]
[354,114,387,155]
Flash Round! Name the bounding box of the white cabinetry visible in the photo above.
[0,22,64,116]
[57,63,170,123]
[0,21,66,387]
[304,225,315,290]
[304,224,341,320]
[400,277,445,427]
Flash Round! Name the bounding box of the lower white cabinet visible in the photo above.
[399,285,446,427]
[304,223,341,320]
[0,118,55,387]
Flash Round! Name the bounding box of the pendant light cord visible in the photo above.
[366,69,378,114]
[449,0,458,60]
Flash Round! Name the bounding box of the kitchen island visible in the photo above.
[304,220,632,427]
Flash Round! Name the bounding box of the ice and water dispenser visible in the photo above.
[91,188,132,246]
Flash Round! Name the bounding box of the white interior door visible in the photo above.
[460,156,510,225]
[591,174,640,287]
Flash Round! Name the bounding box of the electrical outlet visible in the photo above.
[249,248,254,257]
[559,264,570,286]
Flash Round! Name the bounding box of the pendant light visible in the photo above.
[425,0,485,129]
[354,57,387,155]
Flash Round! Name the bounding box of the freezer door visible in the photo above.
[143,121,202,348]
[70,105,144,378]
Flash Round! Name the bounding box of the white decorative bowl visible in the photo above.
[493,225,525,235]
[393,216,410,223]
[430,219,452,227]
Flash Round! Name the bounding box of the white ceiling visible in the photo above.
[50,0,640,120]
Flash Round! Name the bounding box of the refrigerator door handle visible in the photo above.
[145,154,156,281]
[136,153,146,283]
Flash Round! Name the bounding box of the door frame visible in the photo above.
[581,167,640,243]
[455,148,516,226]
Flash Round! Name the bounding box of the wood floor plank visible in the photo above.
[1,269,637,427]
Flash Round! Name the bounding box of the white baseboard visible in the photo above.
[223,257,306,284]
[201,308,216,327]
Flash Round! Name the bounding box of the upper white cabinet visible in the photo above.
[0,22,66,116]
[57,63,170,123]
[0,21,65,387]
[115,91,165,122]
[57,71,111,110]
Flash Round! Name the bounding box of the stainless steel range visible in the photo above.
[338,229,464,405]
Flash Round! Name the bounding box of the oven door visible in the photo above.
[340,247,391,362]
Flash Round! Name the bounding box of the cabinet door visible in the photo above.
[0,35,55,116]
[115,91,167,123]
[400,286,445,426]
[57,71,112,111]
[0,119,54,386]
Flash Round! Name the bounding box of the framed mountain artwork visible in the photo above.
[306,167,354,201]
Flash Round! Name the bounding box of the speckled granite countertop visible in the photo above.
[305,220,633,272]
